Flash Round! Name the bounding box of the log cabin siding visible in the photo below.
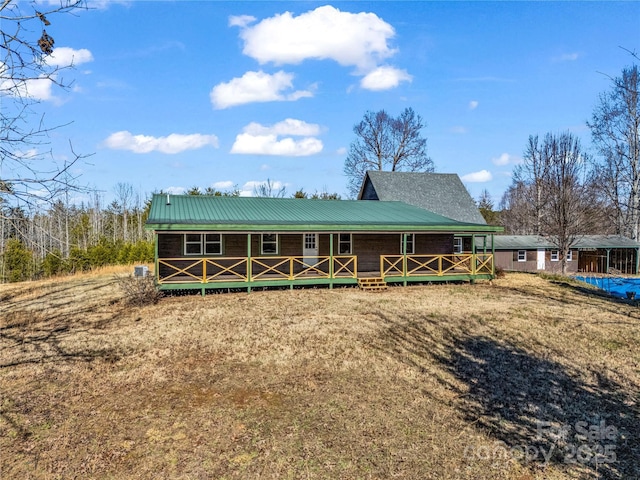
[158,232,458,277]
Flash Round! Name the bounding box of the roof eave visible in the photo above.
[145,222,503,233]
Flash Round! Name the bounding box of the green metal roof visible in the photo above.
[493,235,640,250]
[145,194,501,232]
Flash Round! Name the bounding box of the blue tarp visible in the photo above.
[575,275,640,299]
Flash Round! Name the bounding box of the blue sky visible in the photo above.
[19,1,640,205]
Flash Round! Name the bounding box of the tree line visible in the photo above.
[0,184,154,282]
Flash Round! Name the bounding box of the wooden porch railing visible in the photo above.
[381,253,494,277]
[157,255,357,284]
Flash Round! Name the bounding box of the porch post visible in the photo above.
[247,233,252,293]
[154,231,159,285]
[471,234,477,277]
[329,233,334,289]
[491,233,495,276]
[606,248,610,274]
[636,247,639,276]
[403,233,408,287]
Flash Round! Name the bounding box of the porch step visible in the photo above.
[358,277,387,292]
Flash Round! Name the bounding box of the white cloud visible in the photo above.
[461,170,493,183]
[234,5,396,72]
[336,147,347,156]
[231,134,322,157]
[491,153,521,166]
[165,186,186,195]
[243,118,321,136]
[0,48,92,102]
[469,100,479,110]
[20,77,56,101]
[553,52,581,62]
[212,180,234,189]
[360,66,412,91]
[231,120,323,156]
[229,15,256,28]
[103,131,219,154]
[210,70,313,109]
[45,47,94,67]
[450,126,468,134]
[240,179,287,197]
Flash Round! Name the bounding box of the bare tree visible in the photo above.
[499,181,537,234]
[501,132,595,274]
[541,133,595,274]
[114,182,134,242]
[1,0,89,208]
[344,107,433,197]
[513,135,554,234]
[588,65,640,239]
[253,179,287,198]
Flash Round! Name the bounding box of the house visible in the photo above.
[145,190,501,294]
[358,171,487,224]
[493,235,640,274]
[358,170,487,253]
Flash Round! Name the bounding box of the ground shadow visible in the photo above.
[0,284,129,369]
[0,288,132,446]
[370,313,639,479]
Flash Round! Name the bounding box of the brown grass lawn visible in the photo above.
[1,271,639,479]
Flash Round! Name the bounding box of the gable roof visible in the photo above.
[357,171,487,225]
[145,194,501,233]
[493,235,640,250]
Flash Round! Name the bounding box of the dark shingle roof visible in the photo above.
[493,235,640,250]
[358,171,487,225]
[145,194,501,232]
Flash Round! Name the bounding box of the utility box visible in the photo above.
[134,265,149,278]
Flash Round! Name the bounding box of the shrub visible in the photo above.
[116,273,161,306]
[3,239,35,282]
[42,250,65,277]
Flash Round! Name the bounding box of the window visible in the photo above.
[204,234,222,255]
[517,250,527,262]
[184,233,222,255]
[339,233,352,254]
[400,234,415,254]
[454,237,463,254]
[261,233,278,255]
[185,234,203,255]
[551,250,573,261]
[304,233,317,251]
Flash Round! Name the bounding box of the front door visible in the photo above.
[537,249,546,270]
[303,233,319,265]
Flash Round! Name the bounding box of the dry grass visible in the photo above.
[1,273,638,479]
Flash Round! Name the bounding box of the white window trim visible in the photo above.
[338,233,352,255]
[567,250,573,261]
[184,233,223,256]
[517,250,527,262]
[303,233,317,251]
[453,237,463,254]
[204,233,222,255]
[401,234,415,254]
[261,233,279,255]
[551,250,559,262]
[185,233,203,255]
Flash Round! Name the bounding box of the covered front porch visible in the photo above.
[155,233,494,294]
